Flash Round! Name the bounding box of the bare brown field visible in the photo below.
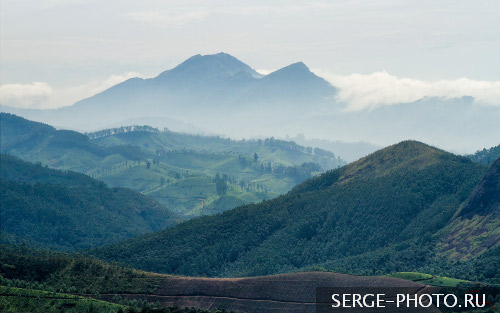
[100,271,440,313]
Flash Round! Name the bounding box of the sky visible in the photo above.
[1,0,499,111]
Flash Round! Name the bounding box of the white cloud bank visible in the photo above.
[314,70,500,112]
[2,70,500,112]
[0,82,53,109]
[0,72,145,110]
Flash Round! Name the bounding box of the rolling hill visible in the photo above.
[92,141,496,281]
[1,113,344,218]
[0,155,180,251]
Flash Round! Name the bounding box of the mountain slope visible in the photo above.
[438,157,500,260]
[92,141,489,278]
[0,155,180,251]
[0,113,124,172]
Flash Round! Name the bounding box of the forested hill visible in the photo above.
[88,125,344,171]
[0,113,344,218]
[92,141,496,280]
[0,155,180,251]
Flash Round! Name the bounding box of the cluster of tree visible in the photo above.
[86,125,160,140]
[263,137,336,158]
[467,144,500,165]
[214,173,228,196]
[272,162,322,181]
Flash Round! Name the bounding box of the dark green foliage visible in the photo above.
[92,141,491,279]
[0,245,162,295]
[0,155,180,251]
[467,145,500,164]
[458,156,500,218]
[0,154,96,186]
[0,246,238,313]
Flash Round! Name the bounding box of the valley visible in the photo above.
[1,112,498,313]
[1,0,498,311]
[1,113,344,219]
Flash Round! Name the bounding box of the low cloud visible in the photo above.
[0,72,145,110]
[0,82,53,109]
[314,70,500,111]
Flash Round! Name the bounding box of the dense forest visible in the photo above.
[92,141,497,282]
[0,155,180,251]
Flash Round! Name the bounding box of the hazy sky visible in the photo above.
[1,0,499,110]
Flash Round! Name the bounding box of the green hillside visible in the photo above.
[1,113,343,218]
[438,156,500,261]
[90,127,343,170]
[0,155,180,251]
[92,141,496,280]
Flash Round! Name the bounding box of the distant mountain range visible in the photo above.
[1,52,335,130]
[93,141,499,281]
[2,52,496,155]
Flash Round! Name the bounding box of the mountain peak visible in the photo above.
[266,61,311,76]
[289,61,308,70]
[335,140,464,185]
[156,52,260,80]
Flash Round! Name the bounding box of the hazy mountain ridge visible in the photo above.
[1,53,497,155]
[31,52,336,131]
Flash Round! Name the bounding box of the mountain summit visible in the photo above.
[4,52,335,130]
[157,52,263,81]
